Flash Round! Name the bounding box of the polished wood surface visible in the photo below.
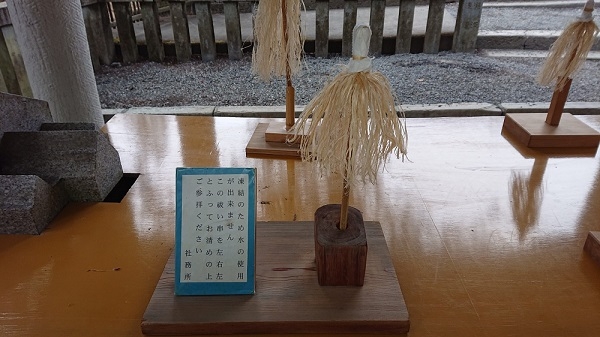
[2,114,600,337]
[142,221,408,335]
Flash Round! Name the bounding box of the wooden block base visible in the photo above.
[245,123,300,158]
[502,113,600,148]
[315,204,367,286]
[141,221,409,335]
[584,231,600,267]
[264,121,305,144]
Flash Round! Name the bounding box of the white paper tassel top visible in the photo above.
[348,25,373,73]
[578,0,595,22]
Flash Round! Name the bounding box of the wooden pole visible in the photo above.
[546,77,572,126]
[282,0,295,131]
[339,181,350,230]
[339,120,352,231]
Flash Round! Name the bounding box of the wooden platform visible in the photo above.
[584,231,600,267]
[245,123,300,159]
[502,113,600,148]
[141,221,409,335]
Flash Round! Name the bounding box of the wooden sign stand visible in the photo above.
[502,79,600,149]
[141,221,410,335]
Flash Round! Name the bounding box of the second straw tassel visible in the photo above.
[252,0,303,130]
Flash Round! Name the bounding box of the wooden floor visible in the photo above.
[1,114,600,337]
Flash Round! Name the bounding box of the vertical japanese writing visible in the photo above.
[180,173,250,283]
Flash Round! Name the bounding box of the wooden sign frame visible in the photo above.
[175,167,256,295]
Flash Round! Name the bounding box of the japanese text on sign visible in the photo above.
[175,167,256,295]
[181,174,249,282]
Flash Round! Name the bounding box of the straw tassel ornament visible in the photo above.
[252,0,304,130]
[536,0,598,125]
[538,0,599,91]
[291,25,408,230]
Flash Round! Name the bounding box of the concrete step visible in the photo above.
[480,49,600,59]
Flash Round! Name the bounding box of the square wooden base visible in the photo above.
[584,231,600,267]
[264,121,301,143]
[502,113,600,148]
[315,205,367,286]
[141,221,409,335]
[245,123,300,159]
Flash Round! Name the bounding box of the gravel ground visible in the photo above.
[96,53,600,108]
[96,2,600,109]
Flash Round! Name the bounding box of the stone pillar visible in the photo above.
[7,0,104,127]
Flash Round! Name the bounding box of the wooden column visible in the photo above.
[452,0,483,53]
[396,0,415,54]
[113,1,139,64]
[141,0,164,62]
[369,0,385,56]
[169,0,192,62]
[342,0,357,57]
[315,0,329,58]
[7,0,104,126]
[223,1,242,60]
[423,0,445,54]
[195,1,216,61]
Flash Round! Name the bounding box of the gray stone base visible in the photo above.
[0,175,69,234]
[0,125,123,202]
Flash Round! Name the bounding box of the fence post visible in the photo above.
[396,0,415,54]
[169,0,192,62]
[81,1,103,71]
[98,1,115,64]
[423,0,445,54]
[0,6,21,95]
[342,0,357,57]
[194,1,216,61]
[0,23,32,97]
[113,1,139,64]
[0,28,18,95]
[223,1,242,60]
[141,0,165,62]
[452,0,483,53]
[315,0,329,58]
[369,0,385,56]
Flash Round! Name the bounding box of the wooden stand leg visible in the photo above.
[314,204,367,286]
[546,78,572,126]
[584,231,600,267]
[286,85,295,131]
